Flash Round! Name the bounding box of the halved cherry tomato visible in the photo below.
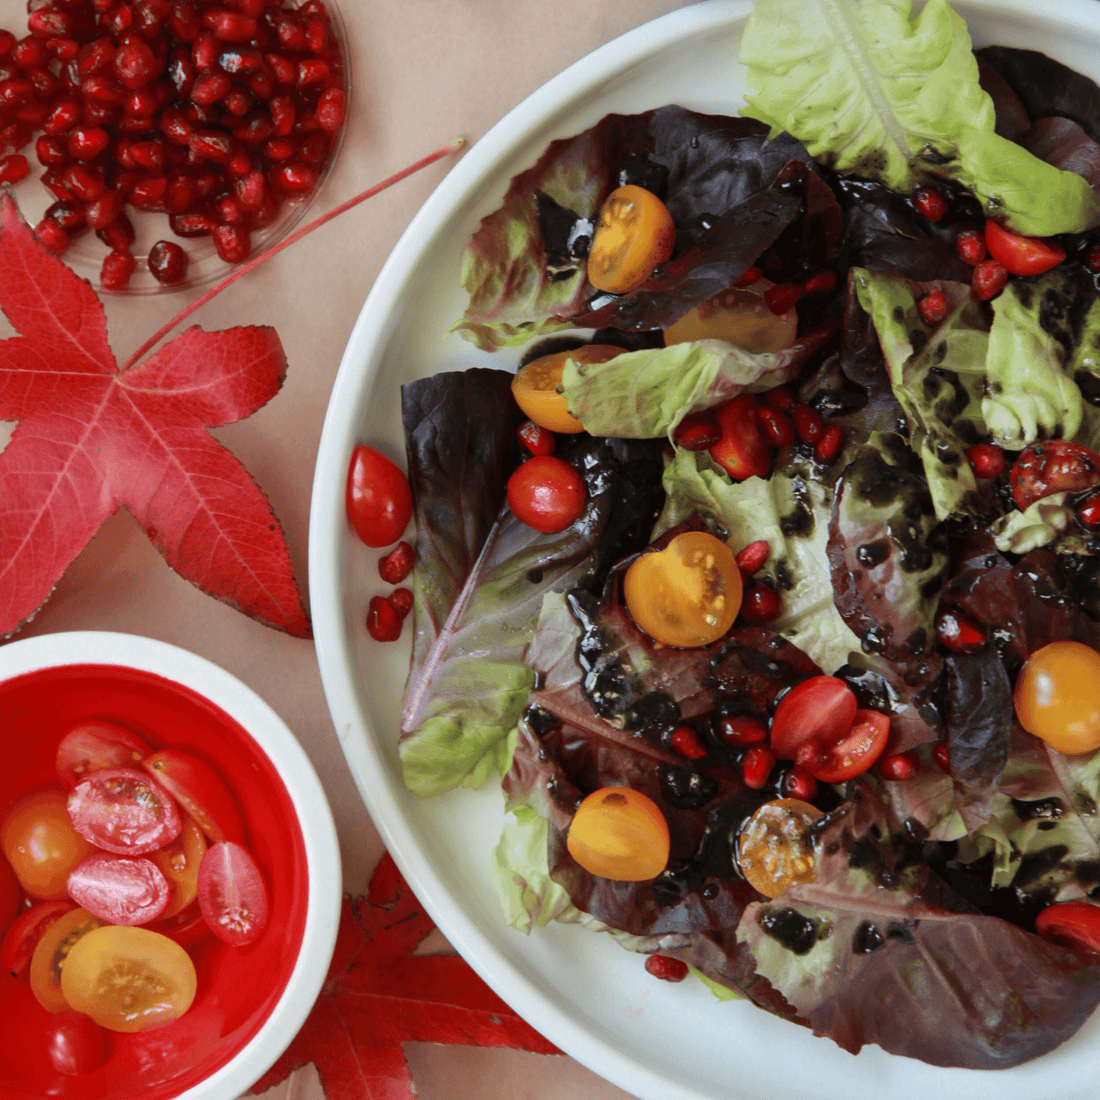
[67,852,171,926]
[1015,641,1100,755]
[45,1011,107,1076]
[0,853,19,934]
[587,184,675,294]
[769,676,858,760]
[809,708,891,783]
[346,444,413,548]
[506,455,587,534]
[1010,439,1100,510]
[737,798,822,898]
[1035,900,1100,954]
[1,787,95,899]
[30,907,106,1013]
[197,841,269,946]
[61,925,197,1032]
[55,721,152,788]
[147,902,212,948]
[141,749,244,844]
[67,767,182,855]
[511,345,621,434]
[1,899,76,977]
[984,220,1065,276]
[150,816,207,919]
[708,394,773,482]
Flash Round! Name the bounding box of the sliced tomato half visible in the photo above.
[55,721,152,788]
[1035,900,1100,954]
[811,708,890,784]
[197,841,269,946]
[0,899,76,978]
[769,676,858,760]
[984,220,1065,276]
[141,750,245,845]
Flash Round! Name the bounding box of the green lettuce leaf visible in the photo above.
[739,0,1100,236]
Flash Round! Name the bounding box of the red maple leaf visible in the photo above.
[0,191,309,638]
[249,853,560,1099]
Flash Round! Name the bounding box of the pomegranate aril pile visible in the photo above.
[0,0,346,290]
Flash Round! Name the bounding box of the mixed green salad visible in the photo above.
[395,0,1100,1070]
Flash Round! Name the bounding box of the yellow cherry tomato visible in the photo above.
[61,925,197,1033]
[663,280,798,352]
[150,815,207,919]
[29,907,106,1013]
[587,185,675,294]
[1,787,95,900]
[623,531,742,648]
[736,798,822,899]
[566,787,670,881]
[1014,640,1100,754]
[511,344,622,433]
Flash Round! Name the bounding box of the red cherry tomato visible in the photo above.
[346,444,413,548]
[769,676,858,760]
[506,455,587,534]
[0,854,20,934]
[984,220,1066,276]
[55,721,152,788]
[141,749,244,844]
[66,852,171,926]
[1010,439,1100,510]
[45,1011,107,1076]
[197,841,269,946]
[810,708,891,784]
[1035,900,1100,954]
[0,899,76,977]
[708,394,773,482]
[67,768,182,855]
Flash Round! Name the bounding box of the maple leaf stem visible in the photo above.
[121,137,466,371]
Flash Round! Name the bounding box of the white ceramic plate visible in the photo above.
[309,3,1100,1098]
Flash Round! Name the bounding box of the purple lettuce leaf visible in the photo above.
[1022,117,1100,190]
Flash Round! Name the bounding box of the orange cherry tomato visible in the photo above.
[1035,900,1100,954]
[736,798,822,898]
[663,281,798,352]
[1,899,76,978]
[587,184,675,293]
[809,708,890,784]
[55,721,152,788]
[506,455,587,533]
[142,749,244,844]
[61,925,197,1032]
[1,787,95,900]
[623,531,742,648]
[346,444,413,548]
[29,907,106,1013]
[566,787,670,881]
[769,677,858,760]
[1014,641,1100,754]
[708,394,773,482]
[150,816,207,919]
[984,220,1065,276]
[511,344,622,433]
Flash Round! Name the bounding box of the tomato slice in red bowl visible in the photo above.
[66,852,171,926]
[55,721,152,788]
[0,899,76,978]
[67,767,182,855]
[197,841,269,946]
[141,749,245,845]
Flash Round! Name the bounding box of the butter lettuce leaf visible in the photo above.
[739,0,1100,236]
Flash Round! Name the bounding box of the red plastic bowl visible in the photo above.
[0,633,341,1100]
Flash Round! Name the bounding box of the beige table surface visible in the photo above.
[0,0,698,1096]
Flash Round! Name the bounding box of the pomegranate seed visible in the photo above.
[100,249,136,291]
[223,89,252,116]
[644,955,689,982]
[125,87,160,117]
[132,139,168,170]
[191,71,231,105]
[12,36,48,69]
[208,11,257,42]
[316,86,345,132]
[266,52,295,85]
[192,33,219,71]
[68,125,110,161]
[735,265,762,287]
[236,113,275,145]
[972,258,1008,301]
[305,14,327,52]
[716,714,767,747]
[34,218,69,254]
[35,134,67,169]
[672,411,722,451]
[296,58,329,88]
[389,587,414,619]
[43,98,82,134]
[114,37,159,89]
[211,222,250,262]
[814,424,845,464]
[62,163,106,200]
[965,442,1005,479]
[0,30,14,57]
[130,176,167,208]
[226,147,251,177]
[85,189,125,229]
[77,39,116,78]
[219,46,264,75]
[932,742,951,774]
[791,403,824,445]
[147,239,188,284]
[169,2,202,41]
[518,419,554,456]
[82,73,126,106]
[269,93,295,135]
[0,77,34,107]
[296,132,330,167]
[764,281,803,315]
[269,160,316,193]
[917,289,949,325]
[29,10,79,39]
[741,746,776,791]
[668,726,708,761]
[262,135,293,161]
[801,269,837,295]
[367,594,403,642]
[0,153,29,184]
[274,15,307,51]
[756,406,796,448]
[879,751,920,781]
[189,129,234,163]
[45,200,86,236]
[783,770,817,801]
[935,611,986,653]
[247,65,275,99]
[1076,490,1100,530]
[735,540,770,576]
[164,174,197,213]
[169,210,215,236]
[1086,242,1100,274]
[740,584,781,624]
[764,387,795,413]
[912,186,949,221]
[167,53,194,95]
[955,228,987,266]
[378,541,415,585]
[48,39,81,62]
